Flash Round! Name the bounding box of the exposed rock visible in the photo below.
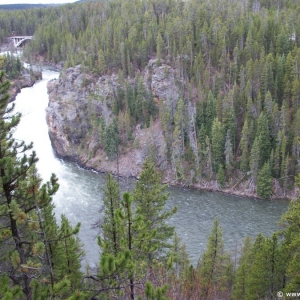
[9,69,42,101]
[45,61,294,199]
[46,61,175,177]
[144,59,179,116]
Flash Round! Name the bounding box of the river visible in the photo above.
[12,69,289,267]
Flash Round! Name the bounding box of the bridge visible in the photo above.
[7,36,33,48]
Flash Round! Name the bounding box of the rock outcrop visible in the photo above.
[46,61,177,177]
[9,69,42,101]
[46,60,296,199]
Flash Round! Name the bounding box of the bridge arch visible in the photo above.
[8,36,33,48]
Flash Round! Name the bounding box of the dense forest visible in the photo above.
[1,0,300,298]
[1,0,300,197]
[1,67,300,299]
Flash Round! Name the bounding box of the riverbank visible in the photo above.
[51,146,295,201]
[8,69,42,101]
[0,49,42,101]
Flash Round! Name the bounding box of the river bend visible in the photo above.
[13,69,288,266]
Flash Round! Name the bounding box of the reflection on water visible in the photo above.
[13,70,289,267]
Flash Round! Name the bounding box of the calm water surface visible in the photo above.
[13,70,289,267]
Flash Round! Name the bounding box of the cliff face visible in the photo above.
[46,61,177,178]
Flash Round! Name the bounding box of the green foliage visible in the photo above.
[217,164,225,188]
[133,159,177,263]
[2,0,298,190]
[211,118,225,171]
[0,54,23,80]
[144,281,169,300]
[0,71,84,299]
[257,162,273,199]
[97,159,177,298]
[99,172,122,256]
[102,119,119,160]
[0,274,23,300]
[233,233,286,300]
[197,217,233,298]
[281,197,300,292]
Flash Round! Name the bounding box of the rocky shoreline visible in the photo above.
[9,69,42,101]
[50,147,294,201]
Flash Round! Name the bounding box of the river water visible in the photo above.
[12,69,289,267]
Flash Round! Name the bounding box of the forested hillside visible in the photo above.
[1,0,300,298]
[3,0,299,197]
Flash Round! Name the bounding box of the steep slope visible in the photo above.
[46,60,177,178]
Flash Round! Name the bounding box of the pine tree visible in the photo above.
[135,77,145,123]
[132,159,177,264]
[170,233,190,278]
[0,71,85,299]
[211,118,225,172]
[257,162,272,199]
[103,118,119,160]
[57,215,83,291]
[97,49,106,75]
[281,190,300,293]
[204,91,216,137]
[97,191,134,299]
[0,71,39,297]
[256,112,271,165]
[240,119,250,172]
[244,234,269,300]
[172,99,186,179]
[242,233,286,300]
[232,236,253,300]
[197,217,233,299]
[250,136,260,183]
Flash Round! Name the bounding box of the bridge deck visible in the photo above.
[8,36,33,39]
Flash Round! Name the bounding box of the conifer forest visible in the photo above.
[1,0,300,299]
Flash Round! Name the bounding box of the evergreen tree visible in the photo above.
[172,99,186,179]
[242,233,286,300]
[98,172,124,257]
[197,217,233,299]
[250,136,260,183]
[256,112,272,165]
[132,159,177,264]
[0,71,84,299]
[156,32,164,65]
[57,215,83,291]
[211,118,225,171]
[0,71,39,297]
[257,162,272,199]
[232,236,253,300]
[103,118,119,160]
[240,119,250,172]
[281,187,300,293]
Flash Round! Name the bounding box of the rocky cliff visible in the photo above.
[46,60,177,178]
[46,61,296,200]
